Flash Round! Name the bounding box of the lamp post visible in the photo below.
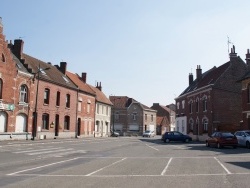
[32,64,50,140]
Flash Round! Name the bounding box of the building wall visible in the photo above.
[95,102,111,137]
[33,80,78,139]
[77,92,95,137]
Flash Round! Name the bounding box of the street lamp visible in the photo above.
[32,64,50,140]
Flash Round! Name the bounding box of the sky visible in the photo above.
[1,0,250,107]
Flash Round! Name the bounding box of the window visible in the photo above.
[56,91,60,106]
[87,103,90,113]
[2,53,5,62]
[66,94,70,108]
[189,119,194,131]
[115,112,119,120]
[19,85,28,103]
[132,113,137,120]
[64,116,70,130]
[196,99,199,112]
[203,119,208,132]
[189,102,193,113]
[42,113,49,129]
[182,100,185,109]
[97,104,100,114]
[151,114,153,122]
[203,98,207,112]
[177,102,180,109]
[0,79,2,99]
[106,106,108,115]
[78,101,82,112]
[145,114,147,121]
[44,88,50,104]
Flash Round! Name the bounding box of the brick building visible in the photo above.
[8,39,78,140]
[66,71,96,137]
[0,18,34,140]
[175,46,247,141]
[239,49,250,130]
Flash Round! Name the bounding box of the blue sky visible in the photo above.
[1,0,250,107]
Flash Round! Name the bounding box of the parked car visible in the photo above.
[142,130,155,137]
[161,131,192,143]
[110,130,119,137]
[234,130,250,149]
[206,132,238,149]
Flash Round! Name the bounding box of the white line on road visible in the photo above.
[13,147,63,153]
[86,158,127,176]
[28,148,74,155]
[146,144,159,151]
[214,157,231,174]
[7,157,79,176]
[161,157,173,175]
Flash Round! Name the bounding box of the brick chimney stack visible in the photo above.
[12,39,24,60]
[189,73,193,85]
[60,62,67,74]
[196,65,202,81]
[81,72,87,83]
[229,45,237,61]
[246,49,250,67]
[96,82,102,91]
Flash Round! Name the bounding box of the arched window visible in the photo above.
[203,118,208,132]
[66,94,70,108]
[189,119,194,132]
[19,85,28,103]
[0,79,3,99]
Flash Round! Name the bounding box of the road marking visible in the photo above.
[161,157,172,175]
[13,147,63,153]
[28,148,74,155]
[146,144,159,151]
[214,157,231,174]
[86,158,127,176]
[7,157,79,176]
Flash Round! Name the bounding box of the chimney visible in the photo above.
[196,65,202,81]
[12,39,24,60]
[189,73,193,85]
[96,82,102,91]
[60,62,67,74]
[81,72,87,83]
[229,45,237,61]
[246,49,250,67]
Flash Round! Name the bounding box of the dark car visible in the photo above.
[206,132,238,149]
[161,131,192,143]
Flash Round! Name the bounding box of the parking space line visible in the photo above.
[214,157,231,174]
[86,158,127,176]
[161,157,172,175]
[146,144,159,151]
[7,157,79,176]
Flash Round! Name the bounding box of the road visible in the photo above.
[0,136,250,188]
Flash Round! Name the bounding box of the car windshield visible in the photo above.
[245,132,250,136]
[221,132,233,137]
[145,131,150,133]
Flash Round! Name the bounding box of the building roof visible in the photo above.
[88,85,112,105]
[179,61,231,97]
[22,54,77,89]
[66,71,96,96]
[12,53,31,74]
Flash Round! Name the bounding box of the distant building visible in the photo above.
[110,96,157,136]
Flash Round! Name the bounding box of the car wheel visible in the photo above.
[185,138,189,143]
[246,141,250,149]
[206,142,210,147]
[165,138,170,143]
[217,142,222,149]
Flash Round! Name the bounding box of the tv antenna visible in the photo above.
[227,36,233,55]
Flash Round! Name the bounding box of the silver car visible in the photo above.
[234,130,250,149]
[142,130,155,137]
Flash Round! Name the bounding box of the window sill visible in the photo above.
[63,130,70,132]
[41,129,49,132]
